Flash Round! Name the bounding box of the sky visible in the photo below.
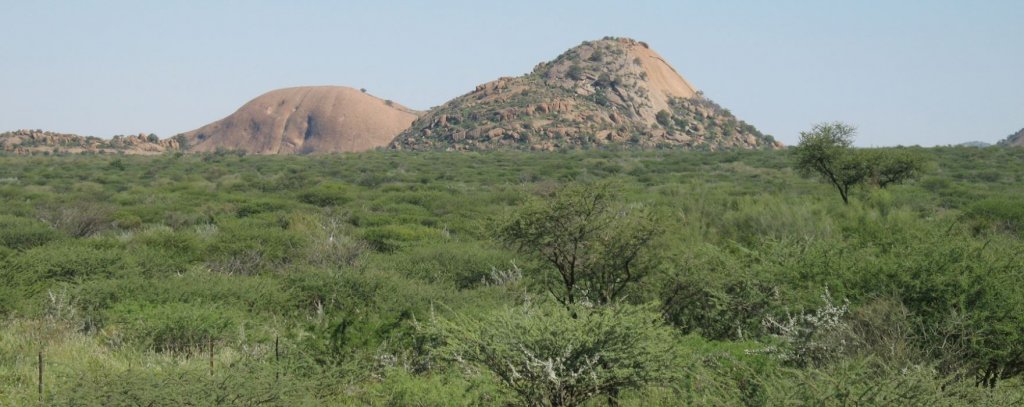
[1,0,1021,146]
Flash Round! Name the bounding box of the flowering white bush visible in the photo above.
[422,302,679,406]
[758,289,851,367]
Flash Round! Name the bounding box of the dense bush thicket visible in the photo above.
[1,147,1023,405]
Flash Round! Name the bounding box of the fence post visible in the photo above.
[38,351,44,405]
[208,338,214,376]
[274,335,280,381]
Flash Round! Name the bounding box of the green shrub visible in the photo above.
[659,248,779,340]
[717,195,833,245]
[2,241,129,296]
[375,242,513,289]
[298,183,354,207]
[38,201,114,237]
[205,219,304,274]
[133,225,201,256]
[111,212,143,230]
[0,215,59,250]
[359,224,446,252]
[656,110,672,127]
[53,360,306,405]
[965,196,1024,235]
[567,64,584,81]
[109,302,238,352]
[235,199,287,218]
[351,367,506,406]
[423,302,681,407]
[75,272,289,329]
[0,284,18,316]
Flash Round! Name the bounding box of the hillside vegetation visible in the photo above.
[1,147,1023,405]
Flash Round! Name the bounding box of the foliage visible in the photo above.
[496,182,662,306]
[38,201,114,237]
[759,289,851,368]
[794,123,926,203]
[964,196,1024,235]
[566,64,584,81]
[655,110,672,127]
[793,122,870,204]
[108,301,238,352]
[422,302,680,406]
[0,215,60,250]
[658,244,780,340]
[172,133,190,150]
[863,147,926,188]
[0,148,1022,403]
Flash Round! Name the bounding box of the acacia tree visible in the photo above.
[863,148,926,188]
[497,182,661,307]
[793,122,872,204]
[795,123,925,204]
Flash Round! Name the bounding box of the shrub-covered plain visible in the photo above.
[1,147,1023,405]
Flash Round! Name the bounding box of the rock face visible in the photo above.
[998,128,1024,147]
[391,37,782,151]
[183,86,420,154]
[0,130,177,155]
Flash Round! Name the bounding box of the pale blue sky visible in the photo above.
[1,1,1021,146]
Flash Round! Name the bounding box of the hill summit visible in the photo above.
[183,86,419,154]
[391,37,781,151]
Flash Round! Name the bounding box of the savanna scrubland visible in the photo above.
[1,146,1023,405]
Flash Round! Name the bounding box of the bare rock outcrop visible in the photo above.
[183,86,420,154]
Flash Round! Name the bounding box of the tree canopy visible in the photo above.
[496,182,662,306]
[794,122,924,203]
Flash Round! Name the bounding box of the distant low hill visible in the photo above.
[182,86,420,154]
[391,37,781,151]
[0,129,178,155]
[997,128,1024,147]
[957,141,992,148]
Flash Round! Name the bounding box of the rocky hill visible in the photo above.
[0,129,179,155]
[997,128,1024,147]
[391,37,781,151]
[182,86,420,154]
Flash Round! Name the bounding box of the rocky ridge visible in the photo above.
[391,37,781,151]
[0,129,179,155]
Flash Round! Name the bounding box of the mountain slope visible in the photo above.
[183,86,419,154]
[998,128,1024,147]
[391,37,780,151]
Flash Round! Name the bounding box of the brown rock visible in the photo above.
[183,86,420,154]
[487,128,505,139]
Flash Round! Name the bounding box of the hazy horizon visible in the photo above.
[1,0,1021,147]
